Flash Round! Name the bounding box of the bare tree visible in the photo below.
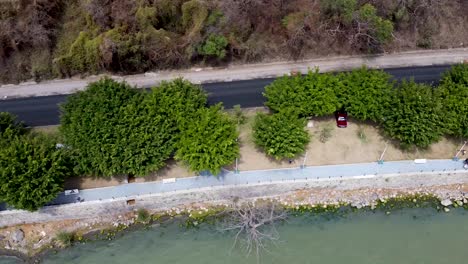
[218,201,288,262]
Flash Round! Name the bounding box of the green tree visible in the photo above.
[436,64,468,138]
[383,80,444,149]
[253,112,310,160]
[0,134,69,211]
[358,4,394,45]
[198,34,228,59]
[175,105,239,175]
[264,69,341,117]
[320,0,357,24]
[339,67,393,122]
[0,112,25,138]
[60,77,208,177]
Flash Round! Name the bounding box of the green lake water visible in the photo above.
[2,209,468,264]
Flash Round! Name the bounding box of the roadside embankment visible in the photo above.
[1,48,467,99]
[1,170,468,258]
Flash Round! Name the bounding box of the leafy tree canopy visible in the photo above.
[0,112,25,139]
[175,104,239,175]
[253,111,310,160]
[383,80,444,149]
[198,34,228,59]
[264,69,342,117]
[436,64,468,138]
[60,78,208,177]
[0,134,70,211]
[339,67,393,122]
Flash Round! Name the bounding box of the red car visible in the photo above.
[336,110,348,128]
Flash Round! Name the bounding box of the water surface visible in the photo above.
[2,209,467,264]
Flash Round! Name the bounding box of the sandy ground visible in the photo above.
[236,108,461,170]
[32,109,463,189]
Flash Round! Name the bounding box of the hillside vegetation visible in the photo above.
[1,0,467,83]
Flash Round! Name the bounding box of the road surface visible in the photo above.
[0,65,452,126]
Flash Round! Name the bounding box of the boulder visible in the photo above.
[440,199,452,207]
[11,229,24,243]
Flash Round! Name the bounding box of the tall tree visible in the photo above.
[264,70,341,117]
[175,105,239,175]
[253,111,310,160]
[0,134,69,211]
[436,64,468,138]
[383,80,444,148]
[339,67,393,122]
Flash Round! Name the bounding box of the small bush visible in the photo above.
[253,111,310,160]
[319,124,334,143]
[232,104,246,125]
[136,208,151,223]
[198,34,228,59]
[56,231,75,247]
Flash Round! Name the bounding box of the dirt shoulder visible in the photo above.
[1,48,467,99]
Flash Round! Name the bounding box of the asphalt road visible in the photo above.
[0,65,452,127]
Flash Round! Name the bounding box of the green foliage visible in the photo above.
[383,80,445,149]
[55,31,103,74]
[339,67,393,122]
[264,70,341,117]
[0,112,25,138]
[176,105,239,175]
[56,231,75,247]
[440,63,468,87]
[253,112,310,160]
[206,10,224,26]
[198,34,228,59]
[357,4,394,44]
[0,134,69,211]
[149,78,208,132]
[436,64,468,137]
[136,208,151,223]
[60,77,208,177]
[232,104,246,125]
[182,0,208,34]
[136,6,158,30]
[320,0,357,24]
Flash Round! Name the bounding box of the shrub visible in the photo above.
[56,231,75,247]
[232,104,246,125]
[56,31,103,74]
[383,80,444,148]
[136,208,151,223]
[176,105,239,175]
[357,4,394,45]
[0,112,25,138]
[253,112,310,160]
[339,67,393,122]
[198,34,228,59]
[264,69,342,117]
[0,134,70,211]
[436,64,468,137]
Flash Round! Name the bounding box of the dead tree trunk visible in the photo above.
[218,202,288,262]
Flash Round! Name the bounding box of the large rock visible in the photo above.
[11,229,24,243]
[440,199,452,207]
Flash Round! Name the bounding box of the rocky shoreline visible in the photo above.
[1,171,468,262]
